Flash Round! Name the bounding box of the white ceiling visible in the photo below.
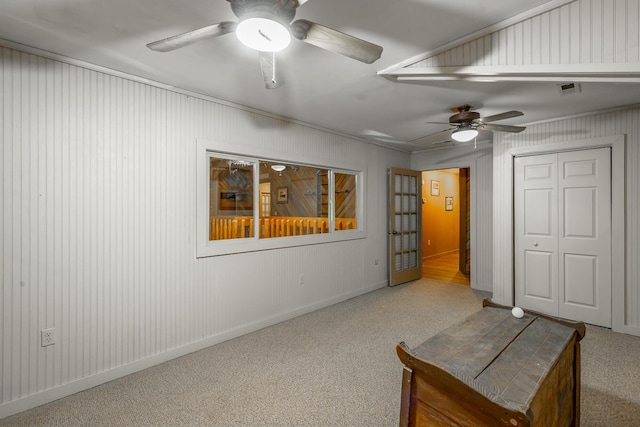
[1,0,639,152]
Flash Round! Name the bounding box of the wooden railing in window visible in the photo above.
[209,216,356,240]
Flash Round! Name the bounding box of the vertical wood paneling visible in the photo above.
[0,45,396,417]
[521,18,532,65]
[559,6,571,63]
[3,49,12,403]
[541,11,552,64]
[629,0,639,62]
[514,21,524,65]
[602,0,614,62]
[581,0,593,62]
[409,0,640,68]
[24,54,36,399]
[592,0,604,62]
[569,2,581,63]
[614,0,628,62]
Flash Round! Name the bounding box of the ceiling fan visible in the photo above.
[146,0,383,89]
[424,104,526,145]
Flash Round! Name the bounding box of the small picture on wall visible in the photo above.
[430,180,440,196]
[277,186,288,204]
[445,196,454,211]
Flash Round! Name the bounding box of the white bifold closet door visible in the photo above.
[514,148,611,327]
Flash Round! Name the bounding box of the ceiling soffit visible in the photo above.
[379,0,640,84]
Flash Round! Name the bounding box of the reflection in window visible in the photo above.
[260,162,330,238]
[334,172,357,231]
[208,155,359,241]
[209,156,255,240]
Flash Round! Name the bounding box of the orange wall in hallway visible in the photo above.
[422,169,460,258]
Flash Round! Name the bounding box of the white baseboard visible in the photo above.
[0,280,387,420]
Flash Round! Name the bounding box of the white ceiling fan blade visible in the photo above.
[480,110,523,122]
[258,51,284,89]
[290,19,383,64]
[146,22,237,52]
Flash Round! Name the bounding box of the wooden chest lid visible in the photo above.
[409,306,578,411]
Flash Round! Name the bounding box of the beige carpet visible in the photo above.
[3,279,640,426]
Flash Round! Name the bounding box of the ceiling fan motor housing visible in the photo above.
[449,110,480,124]
[230,0,297,23]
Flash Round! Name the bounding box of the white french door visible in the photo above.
[388,168,422,286]
[514,148,611,327]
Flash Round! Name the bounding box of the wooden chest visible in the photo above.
[396,300,585,427]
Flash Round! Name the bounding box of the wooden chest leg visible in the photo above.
[573,342,581,427]
[399,367,413,427]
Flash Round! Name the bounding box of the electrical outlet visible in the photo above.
[299,274,305,285]
[41,328,55,347]
[374,258,379,265]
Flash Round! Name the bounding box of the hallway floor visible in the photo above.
[422,250,470,286]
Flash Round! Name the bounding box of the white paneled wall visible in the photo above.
[411,142,493,292]
[492,106,640,335]
[0,45,407,417]
[411,0,640,67]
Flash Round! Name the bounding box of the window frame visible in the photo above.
[332,169,361,233]
[196,139,366,258]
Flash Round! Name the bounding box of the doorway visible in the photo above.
[421,168,470,286]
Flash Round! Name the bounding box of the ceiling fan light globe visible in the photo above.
[236,17,291,52]
[451,128,478,142]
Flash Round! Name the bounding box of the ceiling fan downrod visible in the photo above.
[271,52,277,85]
